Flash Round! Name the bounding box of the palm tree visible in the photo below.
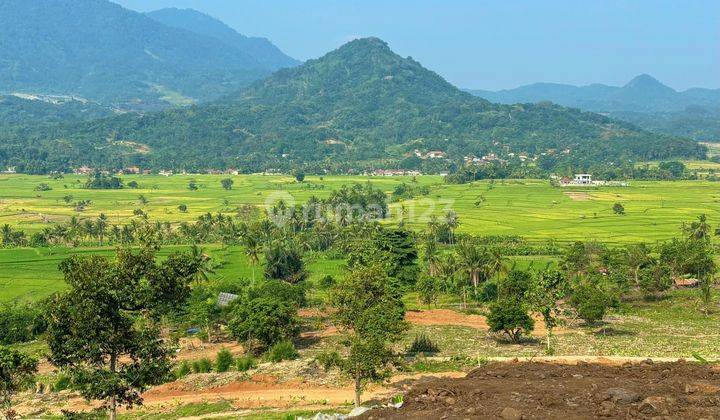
[624,243,652,285]
[423,235,440,277]
[456,240,485,296]
[96,214,108,246]
[242,233,262,283]
[444,211,459,245]
[485,248,507,281]
[190,245,214,283]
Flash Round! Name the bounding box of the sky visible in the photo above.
[114,0,719,91]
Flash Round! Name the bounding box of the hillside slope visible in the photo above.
[146,8,299,71]
[0,0,271,107]
[0,38,705,173]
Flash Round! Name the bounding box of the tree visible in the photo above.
[264,242,307,284]
[221,178,234,190]
[294,171,305,183]
[638,263,672,299]
[227,296,299,352]
[242,232,262,283]
[415,274,440,307]
[444,210,459,245]
[178,204,188,213]
[569,280,613,325]
[624,243,652,286]
[0,346,38,419]
[487,299,534,343]
[45,248,201,420]
[328,265,407,407]
[613,202,625,215]
[456,240,486,296]
[188,181,198,191]
[529,270,566,353]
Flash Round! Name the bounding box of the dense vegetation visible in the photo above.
[0,0,281,107]
[0,38,704,174]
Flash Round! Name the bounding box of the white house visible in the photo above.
[573,174,592,184]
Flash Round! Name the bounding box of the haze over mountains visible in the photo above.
[467,75,720,140]
[0,38,702,174]
[0,0,298,109]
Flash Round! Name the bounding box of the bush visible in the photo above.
[407,334,440,355]
[266,340,299,362]
[53,372,72,392]
[0,303,47,345]
[487,298,534,342]
[127,180,139,189]
[569,282,612,325]
[248,280,307,308]
[236,355,257,372]
[318,275,336,289]
[175,361,191,378]
[192,358,212,373]
[638,264,672,298]
[315,350,342,370]
[178,204,188,212]
[227,297,299,351]
[499,270,533,300]
[34,183,52,191]
[215,349,234,373]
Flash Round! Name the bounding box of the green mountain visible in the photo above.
[0,0,276,108]
[0,38,705,173]
[146,8,299,71]
[467,75,720,140]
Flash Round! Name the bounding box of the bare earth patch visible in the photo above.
[362,360,720,419]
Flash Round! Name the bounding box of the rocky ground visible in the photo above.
[360,360,720,419]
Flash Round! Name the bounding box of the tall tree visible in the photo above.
[329,265,407,407]
[46,248,201,420]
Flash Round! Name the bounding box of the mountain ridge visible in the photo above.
[0,37,705,173]
[146,7,300,71]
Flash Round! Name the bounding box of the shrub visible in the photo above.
[407,334,440,355]
[215,349,234,373]
[318,275,336,289]
[53,372,72,392]
[236,355,257,372]
[192,358,212,373]
[127,180,139,189]
[638,264,672,298]
[266,340,299,362]
[487,298,534,342]
[34,183,52,191]
[248,280,306,308]
[178,204,188,212]
[315,350,342,370]
[227,297,299,351]
[569,282,612,325]
[175,361,191,378]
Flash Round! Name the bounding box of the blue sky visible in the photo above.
[114,0,719,91]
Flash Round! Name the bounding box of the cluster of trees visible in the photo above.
[447,160,711,185]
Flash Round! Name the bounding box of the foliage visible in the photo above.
[329,264,407,407]
[227,296,299,352]
[0,303,47,345]
[266,340,299,362]
[236,355,257,372]
[221,178,234,190]
[569,280,615,324]
[263,243,308,284]
[0,345,38,417]
[192,358,212,374]
[415,274,440,306]
[487,298,534,342]
[84,172,123,189]
[407,334,440,355]
[45,247,201,418]
[175,361,191,378]
[613,202,625,215]
[215,349,234,373]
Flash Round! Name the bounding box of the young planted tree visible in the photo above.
[328,265,407,407]
[227,296,299,353]
[612,202,625,215]
[45,248,201,420]
[529,269,566,353]
[0,346,38,420]
[415,274,440,307]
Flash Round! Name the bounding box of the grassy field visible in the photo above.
[1,174,718,245]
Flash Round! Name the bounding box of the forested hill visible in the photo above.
[0,0,274,107]
[467,75,720,140]
[0,38,706,174]
[146,8,299,71]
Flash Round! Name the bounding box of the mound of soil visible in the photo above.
[361,361,720,419]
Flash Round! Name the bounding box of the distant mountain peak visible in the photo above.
[624,74,674,92]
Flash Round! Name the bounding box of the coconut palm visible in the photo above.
[456,240,485,296]
[444,210,459,245]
